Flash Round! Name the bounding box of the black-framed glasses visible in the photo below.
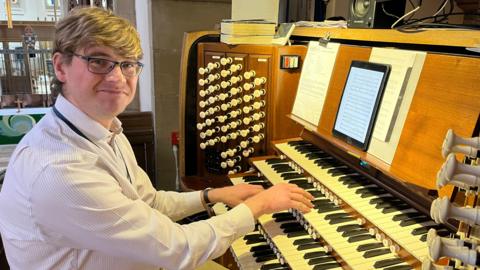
[72,53,144,77]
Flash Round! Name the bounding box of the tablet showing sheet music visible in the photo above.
[333,61,391,151]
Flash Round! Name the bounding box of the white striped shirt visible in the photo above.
[0,95,254,270]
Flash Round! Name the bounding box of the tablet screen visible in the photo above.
[333,61,390,151]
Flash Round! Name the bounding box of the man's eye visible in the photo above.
[90,58,111,67]
[122,62,136,69]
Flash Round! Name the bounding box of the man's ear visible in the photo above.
[52,52,68,83]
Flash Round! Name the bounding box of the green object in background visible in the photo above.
[0,114,45,144]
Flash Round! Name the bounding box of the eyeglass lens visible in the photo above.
[88,58,142,76]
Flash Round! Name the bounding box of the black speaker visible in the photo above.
[347,0,406,28]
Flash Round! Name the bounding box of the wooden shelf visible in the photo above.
[292,27,480,48]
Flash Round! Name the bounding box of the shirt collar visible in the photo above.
[54,94,123,143]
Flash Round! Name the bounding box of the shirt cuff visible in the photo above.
[210,203,255,239]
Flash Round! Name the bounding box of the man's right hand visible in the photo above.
[243,183,314,219]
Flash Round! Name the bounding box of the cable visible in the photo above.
[391,5,421,29]
[432,0,449,18]
[382,3,400,19]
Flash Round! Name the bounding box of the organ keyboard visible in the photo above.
[221,140,453,269]
[180,33,480,270]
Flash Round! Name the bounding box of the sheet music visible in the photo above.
[367,48,426,164]
[370,48,416,142]
[335,67,385,142]
[291,41,340,126]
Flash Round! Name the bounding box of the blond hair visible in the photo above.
[51,6,143,94]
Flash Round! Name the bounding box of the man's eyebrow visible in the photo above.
[87,52,111,58]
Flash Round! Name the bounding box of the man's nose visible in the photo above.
[105,64,125,81]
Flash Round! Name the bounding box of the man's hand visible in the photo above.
[207,184,264,207]
[244,183,314,219]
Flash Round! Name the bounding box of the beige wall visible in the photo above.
[152,0,230,190]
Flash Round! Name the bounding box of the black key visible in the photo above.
[324,212,350,220]
[304,251,328,259]
[288,140,308,146]
[283,225,304,233]
[255,254,277,263]
[329,217,354,225]
[274,168,295,173]
[312,199,332,206]
[392,212,423,221]
[252,249,274,257]
[271,164,291,169]
[280,222,302,229]
[337,224,362,232]
[265,158,286,164]
[312,262,341,270]
[243,175,265,182]
[274,215,297,222]
[245,237,266,245]
[288,179,309,185]
[375,200,405,209]
[281,172,304,179]
[243,233,264,241]
[317,206,341,213]
[382,204,411,214]
[357,242,384,251]
[342,229,369,237]
[309,191,324,198]
[369,196,395,205]
[293,238,317,245]
[328,167,354,176]
[412,225,443,235]
[298,242,323,251]
[308,256,337,265]
[306,152,329,159]
[363,248,391,258]
[272,212,294,219]
[287,230,309,238]
[346,182,364,188]
[250,244,272,252]
[384,265,412,270]
[297,146,321,153]
[296,182,315,189]
[399,216,431,227]
[348,234,374,243]
[374,258,405,268]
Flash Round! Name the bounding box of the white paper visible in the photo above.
[291,41,340,126]
[367,48,426,164]
[370,48,416,142]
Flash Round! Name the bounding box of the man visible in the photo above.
[0,7,313,270]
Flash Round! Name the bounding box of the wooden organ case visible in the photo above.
[179,30,480,270]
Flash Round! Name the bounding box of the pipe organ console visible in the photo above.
[179,32,480,269]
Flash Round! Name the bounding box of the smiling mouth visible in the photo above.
[98,89,127,95]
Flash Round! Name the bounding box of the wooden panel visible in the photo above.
[292,27,480,48]
[391,53,480,189]
[178,31,218,180]
[269,46,306,144]
[317,45,371,135]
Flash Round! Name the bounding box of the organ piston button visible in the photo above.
[243,70,256,79]
[254,77,267,86]
[220,57,233,66]
[207,62,219,70]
